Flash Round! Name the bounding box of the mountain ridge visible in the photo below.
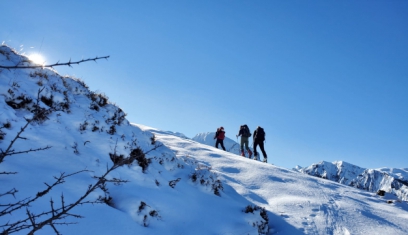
[295,160,408,201]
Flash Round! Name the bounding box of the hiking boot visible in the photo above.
[253,153,258,161]
[248,149,252,158]
[241,151,245,157]
[263,157,267,163]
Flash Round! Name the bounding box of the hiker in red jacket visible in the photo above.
[214,127,226,151]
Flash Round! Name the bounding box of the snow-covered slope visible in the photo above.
[295,161,408,201]
[1,45,408,235]
[146,126,408,235]
[0,45,268,234]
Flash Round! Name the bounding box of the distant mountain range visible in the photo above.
[294,161,408,201]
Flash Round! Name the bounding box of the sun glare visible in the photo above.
[28,53,46,65]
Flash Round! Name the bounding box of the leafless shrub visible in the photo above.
[6,94,33,109]
[79,121,88,132]
[138,201,147,213]
[91,124,99,132]
[109,152,126,165]
[89,92,108,107]
[0,122,10,141]
[90,103,100,111]
[75,78,89,89]
[212,179,223,196]
[131,147,151,172]
[244,205,269,235]
[189,166,223,196]
[169,178,181,188]
[72,142,79,155]
[107,125,116,135]
[29,71,49,79]
[150,134,156,145]
[41,94,54,107]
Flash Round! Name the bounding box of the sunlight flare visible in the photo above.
[28,53,46,65]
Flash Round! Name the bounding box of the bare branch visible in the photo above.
[0,120,32,163]
[0,171,17,175]
[0,170,90,219]
[4,146,52,157]
[0,56,110,69]
[0,188,18,198]
[0,123,163,234]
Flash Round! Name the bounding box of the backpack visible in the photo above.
[241,125,251,137]
[255,127,265,140]
[215,127,225,139]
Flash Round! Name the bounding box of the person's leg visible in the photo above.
[240,137,245,152]
[259,141,267,161]
[215,139,219,149]
[253,140,259,157]
[244,138,252,158]
[220,140,226,151]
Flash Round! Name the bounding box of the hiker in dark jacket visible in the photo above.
[253,126,267,162]
[214,126,226,151]
[236,125,252,158]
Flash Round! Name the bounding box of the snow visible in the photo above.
[1,45,408,235]
[295,160,408,201]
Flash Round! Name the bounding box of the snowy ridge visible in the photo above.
[295,160,408,201]
[1,45,408,234]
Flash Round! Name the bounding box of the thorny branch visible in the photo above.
[0,56,109,69]
[0,170,95,234]
[0,188,18,198]
[1,140,162,234]
[19,164,124,235]
[0,171,17,175]
[0,171,89,217]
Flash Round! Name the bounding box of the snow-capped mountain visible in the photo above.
[295,161,408,201]
[1,45,408,235]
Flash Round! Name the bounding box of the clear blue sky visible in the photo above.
[1,1,407,169]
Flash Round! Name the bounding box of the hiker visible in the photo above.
[253,126,267,162]
[236,125,252,158]
[214,126,226,151]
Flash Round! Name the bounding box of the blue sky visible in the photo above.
[1,1,407,169]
